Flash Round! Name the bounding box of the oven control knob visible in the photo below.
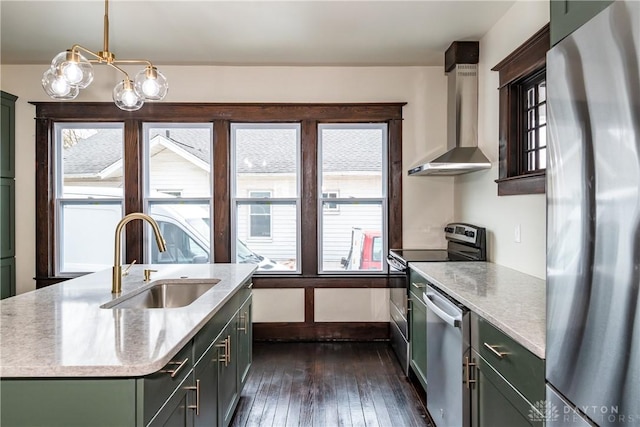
[445,227,454,233]
[465,231,475,238]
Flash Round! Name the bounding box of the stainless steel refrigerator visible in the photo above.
[547,1,640,426]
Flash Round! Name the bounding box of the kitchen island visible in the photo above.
[0,263,255,426]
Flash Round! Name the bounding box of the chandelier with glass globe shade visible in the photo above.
[41,0,168,111]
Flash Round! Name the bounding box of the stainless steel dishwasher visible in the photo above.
[424,284,471,427]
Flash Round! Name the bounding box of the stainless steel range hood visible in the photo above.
[409,41,491,176]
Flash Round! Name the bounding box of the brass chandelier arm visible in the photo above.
[106,62,132,82]
[72,46,154,68]
[71,44,104,62]
[71,45,154,84]
[70,44,132,81]
[110,59,154,67]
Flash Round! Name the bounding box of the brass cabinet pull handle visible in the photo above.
[185,379,200,415]
[465,356,477,389]
[216,339,227,365]
[484,342,508,359]
[412,282,426,289]
[163,357,189,378]
[215,336,231,366]
[238,313,246,332]
[241,311,249,334]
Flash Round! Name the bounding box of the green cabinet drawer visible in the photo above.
[472,349,543,427]
[409,268,428,298]
[142,341,194,425]
[471,313,544,404]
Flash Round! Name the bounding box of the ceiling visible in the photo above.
[1,1,515,67]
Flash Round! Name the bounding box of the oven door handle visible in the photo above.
[386,255,406,272]
[423,291,462,328]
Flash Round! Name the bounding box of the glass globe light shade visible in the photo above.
[51,50,94,89]
[113,80,144,111]
[134,66,168,101]
[42,68,79,100]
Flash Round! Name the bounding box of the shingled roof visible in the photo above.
[63,127,384,176]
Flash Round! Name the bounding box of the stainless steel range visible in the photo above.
[386,223,486,375]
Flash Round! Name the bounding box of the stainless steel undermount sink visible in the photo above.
[103,279,221,309]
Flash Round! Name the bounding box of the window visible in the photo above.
[322,191,339,212]
[248,191,272,238]
[493,24,549,196]
[318,124,387,273]
[143,123,213,264]
[524,73,547,172]
[34,103,403,289]
[231,124,300,272]
[54,124,124,274]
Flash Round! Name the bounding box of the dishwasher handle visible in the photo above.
[423,291,462,328]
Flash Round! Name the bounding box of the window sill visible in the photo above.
[495,171,545,196]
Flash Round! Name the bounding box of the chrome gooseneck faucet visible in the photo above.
[112,213,167,294]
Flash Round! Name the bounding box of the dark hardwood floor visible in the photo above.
[231,342,432,427]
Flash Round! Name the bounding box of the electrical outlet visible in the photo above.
[515,224,521,243]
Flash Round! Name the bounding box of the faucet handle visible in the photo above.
[122,260,137,276]
[144,269,158,282]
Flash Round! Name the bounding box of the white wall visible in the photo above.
[455,1,549,279]
[1,64,450,294]
[2,1,551,295]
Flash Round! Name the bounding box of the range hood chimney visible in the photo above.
[409,41,491,176]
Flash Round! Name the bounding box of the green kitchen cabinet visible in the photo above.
[470,312,545,427]
[192,341,219,427]
[471,350,542,427]
[236,294,253,389]
[0,379,138,427]
[1,91,16,300]
[409,268,428,391]
[0,257,16,299]
[1,91,17,179]
[217,319,239,427]
[0,178,15,260]
[550,0,613,45]
[148,373,194,427]
[143,341,195,425]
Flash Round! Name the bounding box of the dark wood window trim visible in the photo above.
[492,24,550,196]
[32,102,405,292]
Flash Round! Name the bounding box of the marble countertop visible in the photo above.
[409,262,546,359]
[0,263,255,378]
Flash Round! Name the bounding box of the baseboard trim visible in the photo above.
[253,322,390,341]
